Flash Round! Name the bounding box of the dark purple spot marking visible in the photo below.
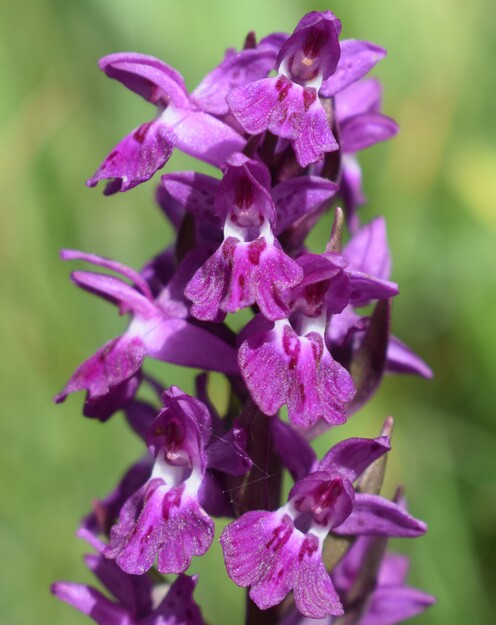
[313,478,343,511]
[275,76,292,102]
[162,484,185,521]
[248,238,266,265]
[106,150,119,163]
[265,516,293,552]
[298,535,318,562]
[310,335,323,362]
[133,121,153,144]
[303,88,317,111]
[283,324,300,370]
[222,238,237,264]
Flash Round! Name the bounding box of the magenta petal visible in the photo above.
[379,552,410,586]
[156,495,214,574]
[192,46,278,115]
[335,77,383,123]
[215,153,274,225]
[135,317,239,374]
[84,553,153,617]
[82,374,140,421]
[159,172,220,227]
[55,336,145,404]
[335,493,427,538]
[386,336,433,378]
[277,11,342,82]
[348,271,399,305]
[344,217,391,280]
[109,480,214,575]
[70,270,156,318]
[239,241,303,320]
[221,511,275,586]
[221,511,342,618]
[272,176,338,235]
[292,93,338,167]
[240,324,355,427]
[286,332,355,428]
[318,436,391,482]
[86,120,174,194]
[293,252,350,316]
[152,575,205,625]
[289,471,355,529]
[184,244,228,321]
[239,324,288,416]
[340,113,399,154]
[227,76,287,135]
[186,238,302,321]
[172,110,245,166]
[320,40,387,98]
[227,77,338,167]
[294,554,343,618]
[51,582,128,625]
[221,511,297,608]
[60,249,153,300]
[206,421,252,476]
[99,52,189,108]
[362,586,436,625]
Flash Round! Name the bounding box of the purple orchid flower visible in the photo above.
[55,249,239,419]
[226,12,388,168]
[238,238,398,428]
[87,53,245,194]
[105,386,252,575]
[180,153,305,321]
[226,11,341,167]
[52,535,204,625]
[105,387,215,574]
[158,154,338,322]
[220,435,426,618]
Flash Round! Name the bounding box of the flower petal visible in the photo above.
[60,249,153,300]
[192,46,278,115]
[87,120,175,194]
[344,217,391,281]
[334,493,427,538]
[171,110,246,166]
[158,172,220,227]
[272,176,338,235]
[108,480,214,575]
[55,336,146,405]
[361,586,436,625]
[227,77,338,167]
[335,77,383,123]
[51,582,129,625]
[98,52,189,108]
[340,113,399,154]
[320,40,386,98]
[386,337,433,378]
[318,436,391,482]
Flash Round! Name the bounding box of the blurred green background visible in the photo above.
[1,0,495,623]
